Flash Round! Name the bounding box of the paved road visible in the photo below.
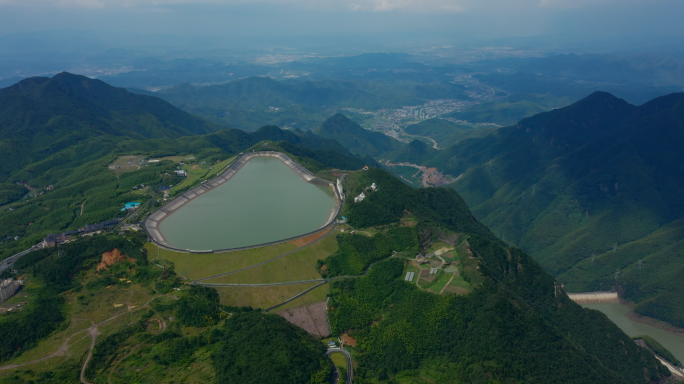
[0,244,42,274]
[326,348,353,384]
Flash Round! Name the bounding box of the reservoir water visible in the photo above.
[159,156,337,250]
[583,302,684,363]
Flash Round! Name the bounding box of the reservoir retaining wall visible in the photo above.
[567,292,619,304]
[144,151,343,253]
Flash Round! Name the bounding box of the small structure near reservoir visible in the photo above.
[0,278,23,303]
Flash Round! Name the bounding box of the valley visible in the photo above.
[0,61,683,384]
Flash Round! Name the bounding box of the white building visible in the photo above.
[354,192,366,203]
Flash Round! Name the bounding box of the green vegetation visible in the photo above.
[1,232,330,384]
[343,168,494,239]
[403,118,498,148]
[387,91,684,328]
[634,335,682,367]
[213,312,330,384]
[321,226,418,276]
[313,113,403,157]
[446,94,571,126]
[0,183,26,206]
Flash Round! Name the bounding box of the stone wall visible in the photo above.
[0,278,23,303]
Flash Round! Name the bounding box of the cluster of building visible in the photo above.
[0,278,23,303]
[43,218,121,248]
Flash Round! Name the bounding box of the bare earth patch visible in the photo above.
[277,301,331,338]
[289,230,328,248]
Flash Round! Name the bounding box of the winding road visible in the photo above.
[326,348,353,384]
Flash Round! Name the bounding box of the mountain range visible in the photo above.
[0,72,679,383]
[383,91,684,327]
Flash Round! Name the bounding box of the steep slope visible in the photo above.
[313,113,403,156]
[325,167,668,383]
[0,72,222,180]
[390,91,684,327]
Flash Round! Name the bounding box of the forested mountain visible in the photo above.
[0,72,222,180]
[390,91,684,327]
[324,167,667,383]
[313,113,403,156]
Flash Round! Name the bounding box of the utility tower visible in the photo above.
[615,268,621,280]
[613,243,618,253]
[638,259,643,269]
[591,253,596,265]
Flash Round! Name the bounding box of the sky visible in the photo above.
[0,0,683,51]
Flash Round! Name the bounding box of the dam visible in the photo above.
[144,151,341,252]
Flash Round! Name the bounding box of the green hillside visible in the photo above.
[324,167,667,383]
[391,91,684,327]
[403,118,499,148]
[446,94,572,126]
[0,72,223,181]
[313,113,403,156]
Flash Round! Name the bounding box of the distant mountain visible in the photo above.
[142,76,470,131]
[0,72,222,180]
[390,91,684,327]
[312,113,403,157]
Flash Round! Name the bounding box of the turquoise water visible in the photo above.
[159,156,336,250]
[584,302,684,363]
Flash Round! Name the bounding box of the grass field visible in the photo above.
[203,232,338,285]
[429,272,452,293]
[146,242,298,281]
[170,155,237,193]
[215,282,328,311]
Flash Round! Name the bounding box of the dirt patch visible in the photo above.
[277,301,331,338]
[444,285,469,295]
[420,269,429,277]
[341,334,356,347]
[290,230,328,247]
[97,248,135,271]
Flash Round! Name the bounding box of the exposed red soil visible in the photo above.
[290,229,328,247]
[97,248,135,271]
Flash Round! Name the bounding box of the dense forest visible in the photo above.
[325,168,669,383]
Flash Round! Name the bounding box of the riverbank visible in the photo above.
[620,298,684,339]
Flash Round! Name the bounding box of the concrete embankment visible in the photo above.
[144,151,343,253]
[567,292,619,304]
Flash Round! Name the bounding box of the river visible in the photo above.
[159,156,336,250]
[583,302,684,363]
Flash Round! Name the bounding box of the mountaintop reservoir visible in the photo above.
[156,156,338,250]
